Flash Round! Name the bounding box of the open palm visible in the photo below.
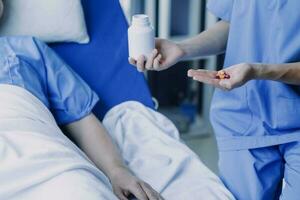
[188,63,254,90]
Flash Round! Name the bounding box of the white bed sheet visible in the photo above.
[0,84,234,200]
[0,85,117,200]
[103,101,235,200]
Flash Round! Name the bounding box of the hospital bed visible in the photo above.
[50,0,154,119]
[5,0,234,200]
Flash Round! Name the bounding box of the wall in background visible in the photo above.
[120,0,222,137]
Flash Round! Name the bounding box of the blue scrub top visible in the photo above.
[208,0,300,150]
[0,36,99,125]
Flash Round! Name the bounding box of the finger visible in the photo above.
[193,76,220,87]
[140,182,161,200]
[145,49,158,70]
[137,55,146,72]
[153,54,162,70]
[187,69,217,79]
[124,190,130,197]
[192,75,222,89]
[115,189,129,200]
[188,69,217,79]
[128,57,137,66]
[129,182,148,200]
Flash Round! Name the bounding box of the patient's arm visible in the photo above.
[62,113,163,200]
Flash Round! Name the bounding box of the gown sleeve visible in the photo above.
[33,38,99,125]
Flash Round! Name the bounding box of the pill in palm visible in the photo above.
[216,70,230,79]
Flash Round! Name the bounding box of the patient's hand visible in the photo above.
[109,166,163,200]
[63,114,163,200]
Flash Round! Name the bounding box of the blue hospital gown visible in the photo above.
[208,0,300,151]
[0,36,99,125]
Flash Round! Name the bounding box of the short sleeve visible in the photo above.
[33,38,99,125]
[207,0,234,22]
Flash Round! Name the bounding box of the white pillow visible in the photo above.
[0,0,90,43]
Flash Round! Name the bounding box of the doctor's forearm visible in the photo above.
[62,114,127,179]
[252,62,300,85]
[178,20,229,60]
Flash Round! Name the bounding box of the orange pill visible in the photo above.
[219,70,225,75]
[216,70,230,79]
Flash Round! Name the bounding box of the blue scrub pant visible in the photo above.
[219,141,300,200]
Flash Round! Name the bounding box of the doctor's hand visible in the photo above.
[129,38,185,72]
[109,166,164,200]
[187,63,255,90]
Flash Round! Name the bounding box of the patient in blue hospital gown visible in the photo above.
[0,35,235,200]
[0,34,162,200]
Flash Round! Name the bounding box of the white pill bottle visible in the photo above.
[128,14,155,60]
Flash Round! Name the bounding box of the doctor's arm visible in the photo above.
[62,113,162,200]
[129,20,229,72]
[188,62,300,90]
[252,62,300,85]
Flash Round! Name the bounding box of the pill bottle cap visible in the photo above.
[132,14,150,26]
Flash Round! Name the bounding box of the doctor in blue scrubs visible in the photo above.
[130,0,300,199]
